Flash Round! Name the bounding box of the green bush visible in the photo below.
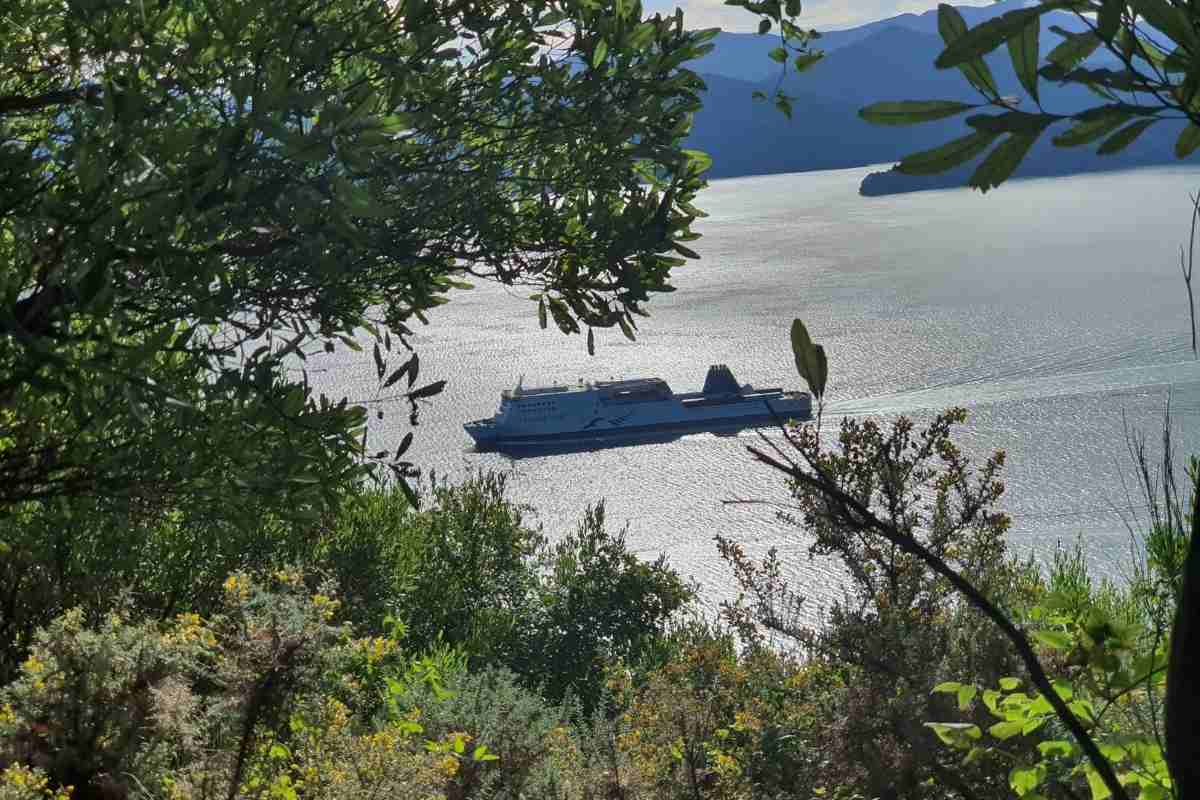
[0,499,304,683]
[0,571,348,800]
[606,624,826,800]
[396,667,589,800]
[317,474,694,710]
[525,502,695,710]
[0,572,514,800]
[721,410,1044,800]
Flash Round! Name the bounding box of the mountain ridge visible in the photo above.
[684,2,1178,193]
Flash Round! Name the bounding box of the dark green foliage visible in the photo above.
[283,472,694,712]
[725,409,1038,800]
[0,573,349,800]
[396,667,581,800]
[525,503,695,709]
[386,472,545,667]
[0,470,692,713]
[350,475,694,711]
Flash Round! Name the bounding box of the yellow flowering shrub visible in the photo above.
[1,570,601,800]
[0,765,71,800]
[610,633,825,800]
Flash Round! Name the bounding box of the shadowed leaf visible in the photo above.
[1007,15,1041,102]
[937,4,1000,99]
[969,133,1039,192]
[1177,124,1200,158]
[860,100,975,126]
[896,130,999,175]
[1097,119,1157,155]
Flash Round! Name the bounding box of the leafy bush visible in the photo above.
[525,502,695,710]
[607,624,826,800]
[396,667,588,800]
[0,571,352,800]
[723,410,1044,800]
[318,474,693,710]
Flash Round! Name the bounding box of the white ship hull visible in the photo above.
[465,365,811,449]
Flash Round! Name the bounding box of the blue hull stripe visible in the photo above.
[466,410,808,446]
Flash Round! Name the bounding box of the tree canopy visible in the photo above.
[0,0,716,523]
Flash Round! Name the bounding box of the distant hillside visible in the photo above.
[686,13,1184,193]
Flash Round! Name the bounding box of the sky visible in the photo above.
[643,0,994,31]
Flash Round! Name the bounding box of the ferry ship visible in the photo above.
[464,364,811,448]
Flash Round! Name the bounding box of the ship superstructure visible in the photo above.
[464,365,811,448]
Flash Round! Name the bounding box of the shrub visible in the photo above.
[320,474,694,711]
[0,571,348,800]
[723,410,1042,800]
[396,667,589,800]
[599,622,833,800]
[0,498,310,683]
[525,502,695,710]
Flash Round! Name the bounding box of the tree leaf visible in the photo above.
[1085,766,1113,800]
[896,130,999,176]
[969,133,1039,192]
[793,53,823,72]
[1177,123,1200,158]
[1007,15,1041,102]
[587,327,595,356]
[373,342,385,379]
[1133,0,1198,50]
[812,343,828,399]
[1047,27,1102,70]
[966,111,1056,135]
[1096,118,1157,155]
[790,318,817,386]
[1032,629,1072,650]
[769,46,787,63]
[1037,739,1075,758]
[1009,764,1046,796]
[1052,109,1133,147]
[859,100,976,126]
[936,5,1052,70]
[407,379,446,401]
[592,39,608,68]
[682,149,713,174]
[937,4,1000,99]
[1097,0,1123,40]
[924,722,982,746]
[990,720,1026,740]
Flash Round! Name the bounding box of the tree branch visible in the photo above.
[746,443,1133,800]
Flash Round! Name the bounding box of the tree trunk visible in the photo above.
[1165,487,1200,798]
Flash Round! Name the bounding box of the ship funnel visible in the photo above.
[702,364,740,396]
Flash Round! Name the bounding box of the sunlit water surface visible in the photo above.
[309,164,1200,622]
